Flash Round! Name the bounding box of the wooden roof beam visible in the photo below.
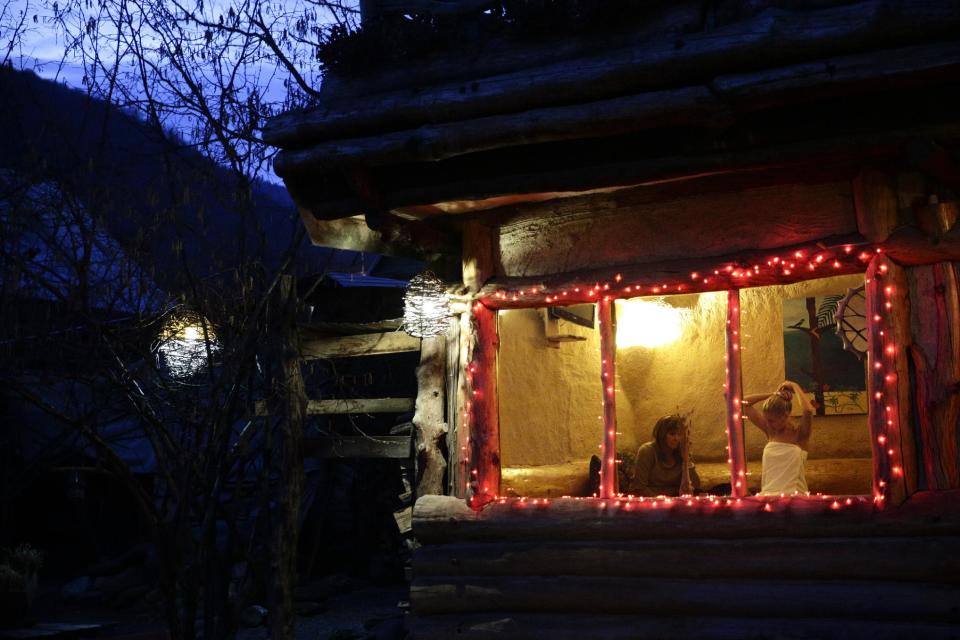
[273,42,960,175]
[265,0,960,147]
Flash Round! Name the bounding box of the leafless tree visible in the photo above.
[1,1,359,638]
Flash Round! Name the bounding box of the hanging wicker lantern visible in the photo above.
[403,271,450,338]
[155,309,221,379]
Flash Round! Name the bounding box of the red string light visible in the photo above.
[473,243,891,514]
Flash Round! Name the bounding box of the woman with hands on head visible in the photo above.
[742,380,816,496]
[632,414,700,497]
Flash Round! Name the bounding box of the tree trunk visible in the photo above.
[269,275,307,640]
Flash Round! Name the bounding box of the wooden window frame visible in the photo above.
[470,251,909,508]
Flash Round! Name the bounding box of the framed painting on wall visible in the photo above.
[783,293,867,415]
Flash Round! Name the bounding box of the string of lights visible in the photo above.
[461,244,904,512]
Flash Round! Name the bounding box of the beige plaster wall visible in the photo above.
[614,292,728,460]
[498,308,604,466]
[498,274,871,468]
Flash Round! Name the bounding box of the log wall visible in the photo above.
[411,493,960,639]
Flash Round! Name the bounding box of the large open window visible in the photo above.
[739,273,872,496]
[498,304,603,498]
[480,252,907,507]
[614,293,730,495]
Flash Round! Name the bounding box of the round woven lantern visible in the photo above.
[155,310,221,379]
[403,271,450,338]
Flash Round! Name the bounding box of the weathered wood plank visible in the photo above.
[309,398,415,414]
[413,536,960,582]
[276,42,960,172]
[322,1,706,103]
[284,122,955,220]
[273,87,727,170]
[853,167,899,243]
[410,574,960,619]
[462,220,496,294]
[908,262,960,491]
[411,612,960,640]
[294,205,458,256]
[266,0,960,146]
[445,316,463,496]
[300,331,420,359]
[393,505,413,534]
[711,41,960,107]
[887,261,918,498]
[306,435,411,459]
[255,398,416,416]
[298,319,403,336]
[412,492,960,543]
[452,310,477,499]
[415,335,448,496]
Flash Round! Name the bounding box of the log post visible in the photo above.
[853,168,899,243]
[725,289,747,498]
[445,316,462,496]
[463,220,496,294]
[887,262,918,498]
[453,309,476,498]
[908,262,960,491]
[865,255,908,507]
[597,296,618,498]
[467,302,500,508]
[415,335,448,496]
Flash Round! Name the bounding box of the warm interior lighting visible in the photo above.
[615,299,686,348]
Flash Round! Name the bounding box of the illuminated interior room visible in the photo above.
[739,272,872,495]
[498,304,603,497]
[497,272,871,498]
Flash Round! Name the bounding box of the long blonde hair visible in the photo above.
[762,393,798,431]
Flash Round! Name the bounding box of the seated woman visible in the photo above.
[631,414,700,496]
[742,380,815,496]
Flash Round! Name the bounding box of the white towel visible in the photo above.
[760,442,808,496]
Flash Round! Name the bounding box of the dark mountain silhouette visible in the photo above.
[0,66,420,291]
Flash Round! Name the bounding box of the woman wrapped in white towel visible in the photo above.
[742,381,816,496]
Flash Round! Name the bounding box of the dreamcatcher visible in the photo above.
[835,285,867,359]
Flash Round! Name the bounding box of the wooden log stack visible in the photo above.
[410,493,960,639]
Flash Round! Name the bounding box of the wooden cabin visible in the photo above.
[266,1,960,637]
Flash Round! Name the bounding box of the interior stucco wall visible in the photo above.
[614,292,728,460]
[498,308,603,467]
[498,273,871,468]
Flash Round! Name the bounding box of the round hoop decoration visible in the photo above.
[836,284,867,360]
[403,271,450,338]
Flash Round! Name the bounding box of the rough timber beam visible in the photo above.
[283,115,960,222]
[296,205,458,260]
[265,0,960,146]
[273,42,960,172]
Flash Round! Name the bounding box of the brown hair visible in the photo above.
[652,414,686,461]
